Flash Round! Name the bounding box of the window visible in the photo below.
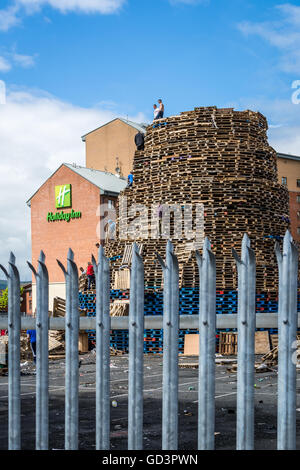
[297,227,300,235]
[297,179,300,188]
[282,177,287,185]
[108,199,115,209]
[297,195,300,203]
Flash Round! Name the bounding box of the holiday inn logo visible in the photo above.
[47,184,82,223]
[55,184,72,209]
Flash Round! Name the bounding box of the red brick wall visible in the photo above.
[30,165,102,283]
[289,191,300,243]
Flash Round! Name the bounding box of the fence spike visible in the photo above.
[0,264,9,279]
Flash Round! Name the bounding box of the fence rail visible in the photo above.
[0,230,298,450]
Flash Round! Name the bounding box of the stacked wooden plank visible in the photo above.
[53,296,87,317]
[110,300,129,317]
[48,330,65,354]
[105,106,291,291]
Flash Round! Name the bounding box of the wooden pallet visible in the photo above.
[110,300,129,317]
[219,332,238,355]
[110,347,126,356]
[114,269,130,290]
[53,297,66,317]
[53,297,86,317]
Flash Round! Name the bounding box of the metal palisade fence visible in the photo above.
[0,231,298,451]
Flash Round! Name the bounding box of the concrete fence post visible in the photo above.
[196,237,216,450]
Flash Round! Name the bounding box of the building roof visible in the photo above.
[63,163,127,194]
[26,163,127,206]
[277,152,300,162]
[81,118,147,141]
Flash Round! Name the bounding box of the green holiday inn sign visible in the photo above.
[47,184,82,223]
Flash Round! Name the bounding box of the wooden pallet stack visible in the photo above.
[105,106,291,291]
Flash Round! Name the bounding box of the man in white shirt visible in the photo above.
[157,99,164,118]
[153,103,159,120]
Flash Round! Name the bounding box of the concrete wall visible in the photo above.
[32,282,66,313]
[85,119,138,178]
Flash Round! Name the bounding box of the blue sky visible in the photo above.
[0,0,300,278]
[1,0,299,119]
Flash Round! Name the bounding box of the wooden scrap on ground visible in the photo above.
[260,346,278,366]
[183,334,199,356]
[110,346,125,356]
[255,331,271,354]
[48,330,65,355]
[179,362,198,369]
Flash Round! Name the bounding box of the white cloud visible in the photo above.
[0,50,36,72]
[17,0,126,14]
[0,87,145,279]
[0,5,21,32]
[0,56,11,72]
[11,52,36,68]
[238,3,300,73]
[0,0,126,31]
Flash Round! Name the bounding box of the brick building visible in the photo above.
[27,163,126,311]
[21,283,32,315]
[82,118,146,178]
[277,153,300,244]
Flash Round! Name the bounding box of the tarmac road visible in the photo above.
[0,353,299,450]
